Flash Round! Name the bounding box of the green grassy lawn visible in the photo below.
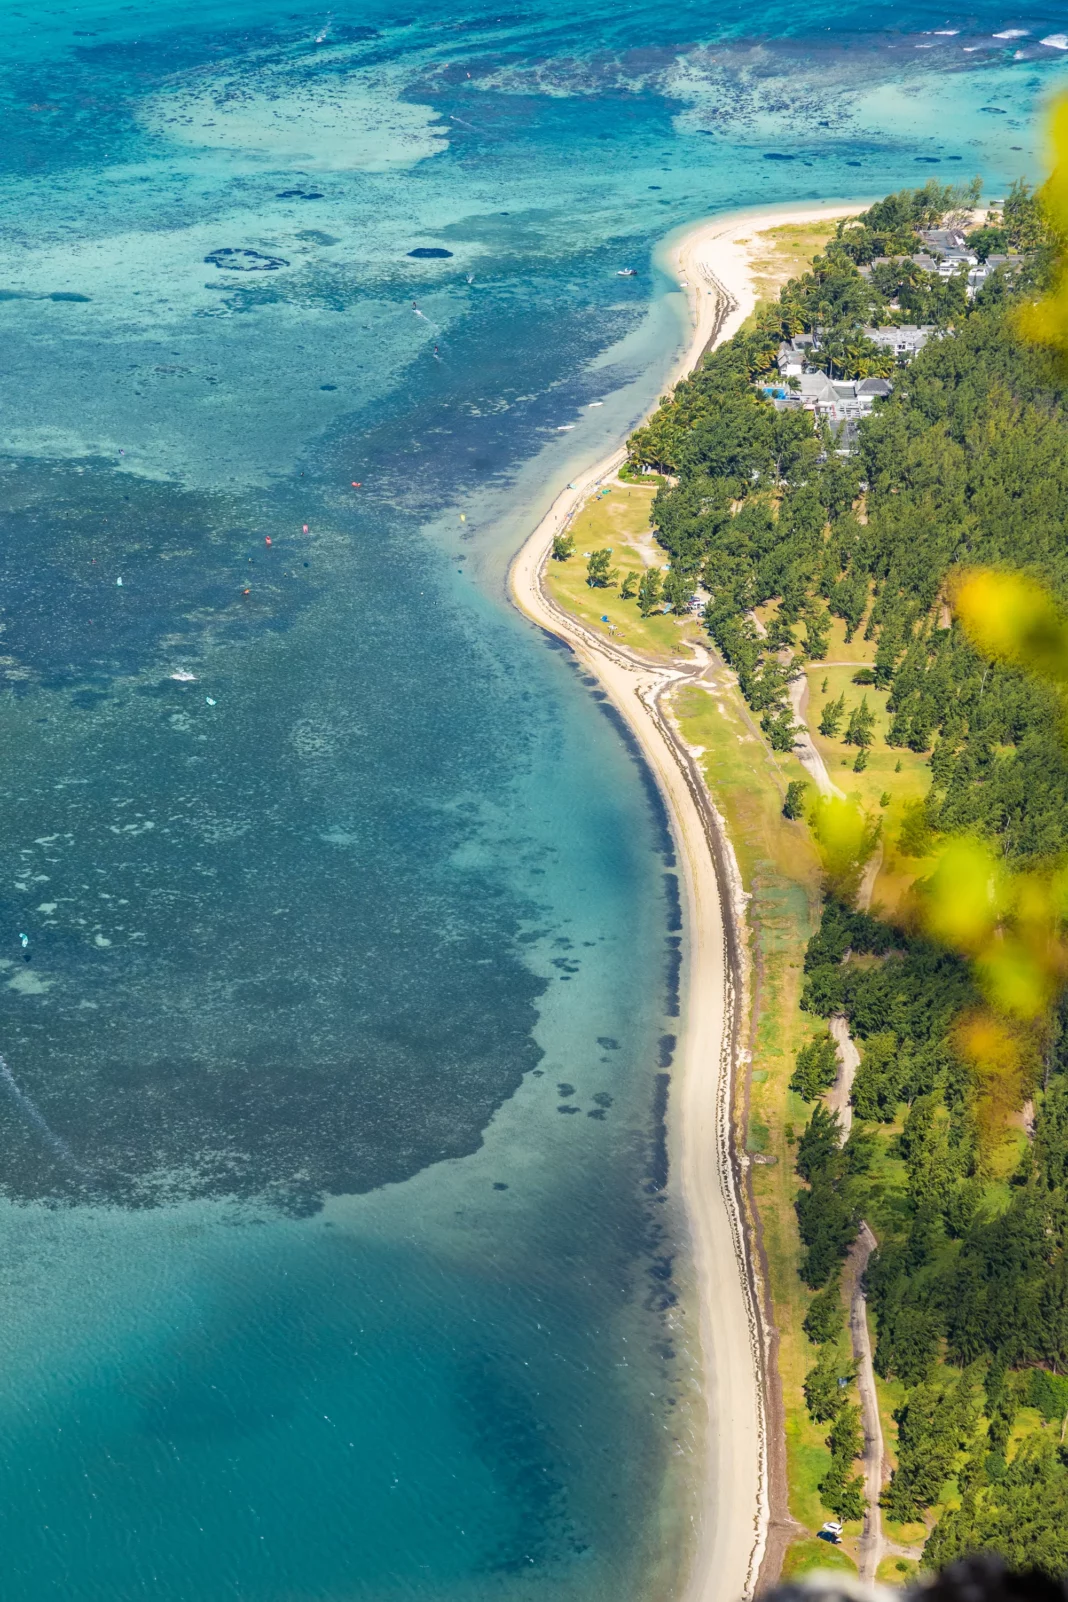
[542,481,703,659]
[738,218,852,330]
[671,675,852,1539]
[781,1536,858,1581]
[671,657,936,1578]
[879,1556,921,1585]
[802,637,938,920]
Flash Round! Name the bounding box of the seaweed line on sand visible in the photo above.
[508,210,804,1601]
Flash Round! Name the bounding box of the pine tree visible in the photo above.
[586,549,615,588]
[819,694,846,738]
[791,1033,840,1100]
[803,1277,846,1344]
[804,604,831,661]
[844,696,875,747]
[637,568,663,616]
[820,1403,867,1522]
[663,568,695,616]
[803,1345,855,1424]
[783,779,808,820]
[762,705,798,752]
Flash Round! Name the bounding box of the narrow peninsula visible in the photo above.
[513,178,1068,1595]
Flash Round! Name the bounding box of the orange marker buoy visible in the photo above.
[265,536,272,545]
[351,481,362,488]
[243,588,250,595]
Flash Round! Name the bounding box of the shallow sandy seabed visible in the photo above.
[511,200,863,1602]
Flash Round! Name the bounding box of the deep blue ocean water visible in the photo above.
[0,2,1063,1597]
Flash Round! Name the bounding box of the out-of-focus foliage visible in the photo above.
[809,794,881,902]
[954,569,1068,689]
[1015,98,1068,358]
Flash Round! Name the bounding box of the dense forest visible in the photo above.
[628,182,1068,1568]
[631,179,1068,838]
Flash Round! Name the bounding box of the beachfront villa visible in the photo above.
[770,333,896,433]
[777,324,935,380]
[770,370,892,427]
[967,253,1016,293]
[862,324,936,357]
[776,335,815,377]
[857,231,1024,298]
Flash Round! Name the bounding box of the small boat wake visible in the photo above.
[0,1050,93,1186]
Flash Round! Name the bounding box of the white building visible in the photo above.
[776,372,891,426]
[776,335,816,377]
[862,324,936,359]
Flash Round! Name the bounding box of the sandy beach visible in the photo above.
[509,201,863,1601]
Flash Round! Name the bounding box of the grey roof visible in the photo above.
[857,378,892,396]
[863,324,934,348]
[919,228,966,250]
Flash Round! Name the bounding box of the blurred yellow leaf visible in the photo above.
[974,934,1058,1020]
[956,1010,1023,1078]
[954,1009,1031,1152]
[1015,95,1068,356]
[920,837,1004,953]
[952,568,1068,685]
[810,794,880,901]
[1046,95,1068,227]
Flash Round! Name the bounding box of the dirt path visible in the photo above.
[846,1222,885,1583]
[856,841,884,913]
[787,675,844,800]
[827,1016,860,1139]
[825,896,886,1572]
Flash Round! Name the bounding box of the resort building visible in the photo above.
[861,324,936,358]
[767,371,892,428]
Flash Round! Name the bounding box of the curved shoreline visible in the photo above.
[508,202,862,1600]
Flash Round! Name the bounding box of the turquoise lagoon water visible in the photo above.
[0,2,1064,1597]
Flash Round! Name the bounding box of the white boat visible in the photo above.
[617,267,637,277]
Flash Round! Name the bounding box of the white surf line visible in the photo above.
[510,201,868,1600]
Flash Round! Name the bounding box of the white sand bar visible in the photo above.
[510,201,862,1601]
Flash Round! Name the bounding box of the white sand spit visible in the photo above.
[511,201,863,1600]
